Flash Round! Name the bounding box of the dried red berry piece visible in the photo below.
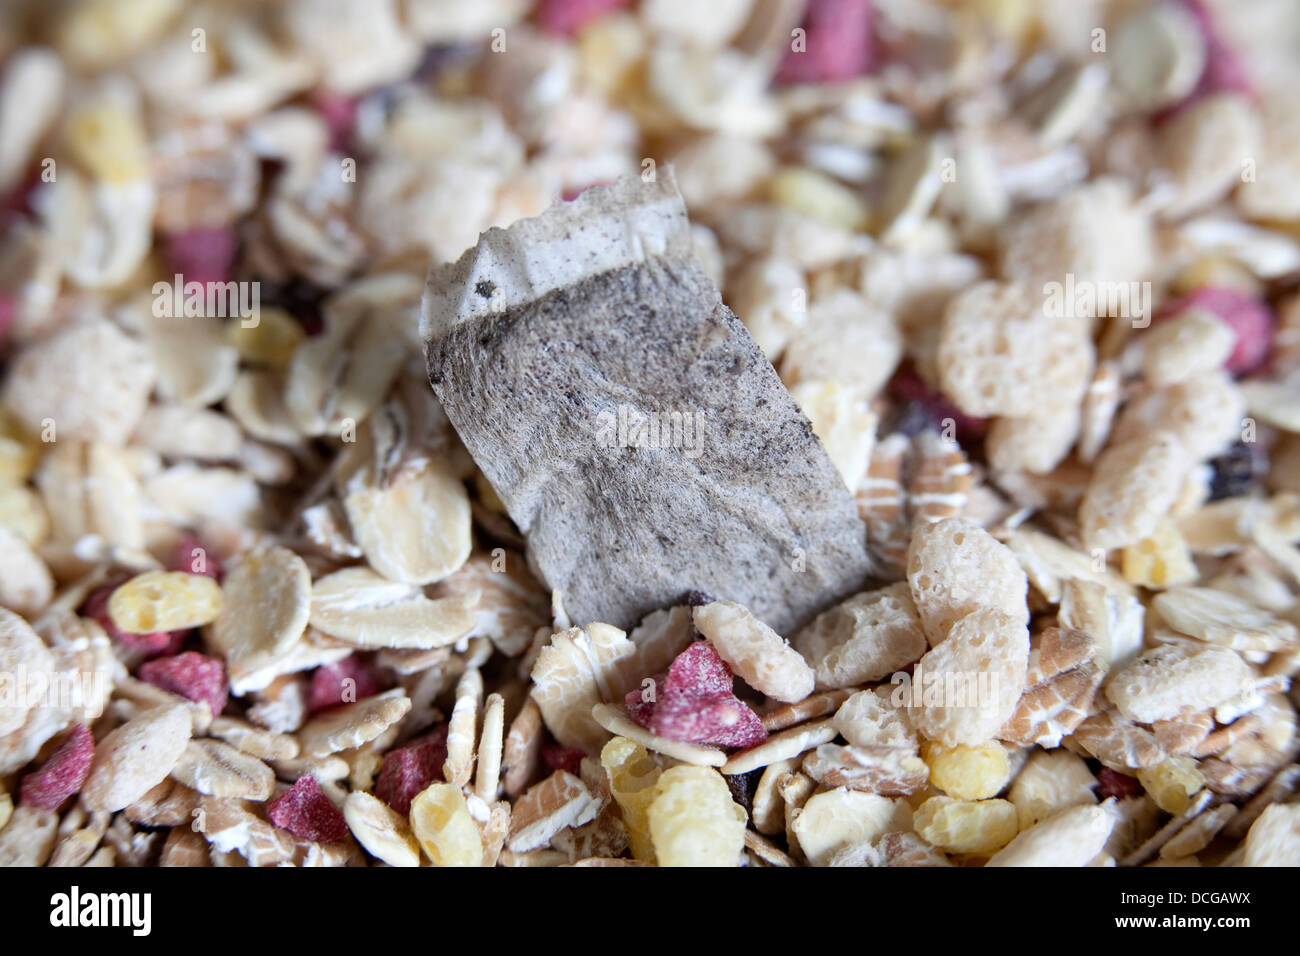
[0,291,15,349]
[624,673,663,727]
[169,534,221,580]
[163,227,238,287]
[1096,767,1144,800]
[374,727,449,815]
[652,689,768,749]
[267,775,349,843]
[1,168,41,216]
[19,724,94,811]
[775,0,874,86]
[80,585,180,657]
[535,0,628,36]
[543,744,585,776]
[308,654,381,713]
[1177,0,1252,103]
[663,641,733,697]
[1155,286,1274,376]
[312,90,358,153]
[137,651,228,716]
[625,642,768,749]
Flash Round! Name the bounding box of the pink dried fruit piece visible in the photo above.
[535,0,629,37]
[542,745,586,776]
[1096,767,1144,801]
[19,724,94,811]
[267,775,349,843]
[626,642,768,748]
[308,654,381,714]
[81,585,181,656]
[137,651,228,716]
[1155,286,1273,376]
[311,90,358,152]
[1176,0,1252,103]
[163,227,238,288]
[624,672,664,726]
[664,641,734,696]
[775,0,875,86]
[0,291,14,349]
[169,534,221,580]
[374,727,448,815]
[652,690,768,749]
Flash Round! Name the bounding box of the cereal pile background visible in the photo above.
[2,0,1300,867]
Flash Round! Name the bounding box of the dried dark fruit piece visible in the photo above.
[308,655,380,714]
[888,366,987,442]
[137,651,228,716]
[1096,767,1144,800]
[725,768,762,815]
[1207,441,1266,501]
[267,775,348,843]
[19,724,94,811]
[260,278,328,336]
[542,745,585,776]
[374,727,448,815]
[882,400,937,440]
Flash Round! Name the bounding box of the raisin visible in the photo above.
[1207,441,1265,501]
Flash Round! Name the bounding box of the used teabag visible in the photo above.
[421,170,872,635]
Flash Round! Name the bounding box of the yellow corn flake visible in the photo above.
[107,571,224,634]
[976,0,1035,50]
[923,740,1012,801]
[1136,757,1205,814]
[54,0,183,70]
[769,167,869,233]
[408,783,483,867]
[1169,256,1262,299]
[0,787,11,832]
[601,736,661,863]
[646,765,747,867]
[0,482,50,548]
[64,102,149,184]
[1122,517,1198,590]
[226,307,305,369]
[913,796,1019,856]
[576,12,645,97]
[0,413,41,483]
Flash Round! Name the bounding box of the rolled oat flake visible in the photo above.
[421,171,872,634]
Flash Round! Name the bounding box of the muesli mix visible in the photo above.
[2,0,1300,867]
